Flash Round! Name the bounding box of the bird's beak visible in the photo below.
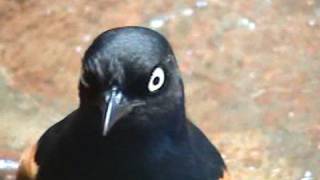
[102,86,143,136]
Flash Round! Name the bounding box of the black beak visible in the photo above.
[102,86,144,136]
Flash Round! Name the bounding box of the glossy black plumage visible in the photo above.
[22,27,226,180]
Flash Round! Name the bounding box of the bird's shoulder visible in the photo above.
[35,110,78,165]
[16,110,78,180]
[185,120,227,179]
[139,120,228,180]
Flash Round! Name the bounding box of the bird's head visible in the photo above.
[79,27,185,136]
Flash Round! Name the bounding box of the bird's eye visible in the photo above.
[148,67,165,93]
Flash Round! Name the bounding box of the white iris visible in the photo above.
[148,67,165,92]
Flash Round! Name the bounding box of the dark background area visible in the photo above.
[0,0,319,179]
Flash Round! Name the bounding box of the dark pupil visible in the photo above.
[153,76,160,85]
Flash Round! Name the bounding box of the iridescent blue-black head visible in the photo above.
[79,27,185,136]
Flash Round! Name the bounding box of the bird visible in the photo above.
[16,26,228,180]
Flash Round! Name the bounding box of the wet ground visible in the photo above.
[0,0,320,179]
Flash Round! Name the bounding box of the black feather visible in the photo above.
[34,26,226,180]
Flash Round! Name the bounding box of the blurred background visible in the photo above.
[0,0,319,179]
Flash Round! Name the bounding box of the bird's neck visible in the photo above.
[75,105,188,142]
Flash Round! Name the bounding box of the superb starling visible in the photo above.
[17,26,227,180]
